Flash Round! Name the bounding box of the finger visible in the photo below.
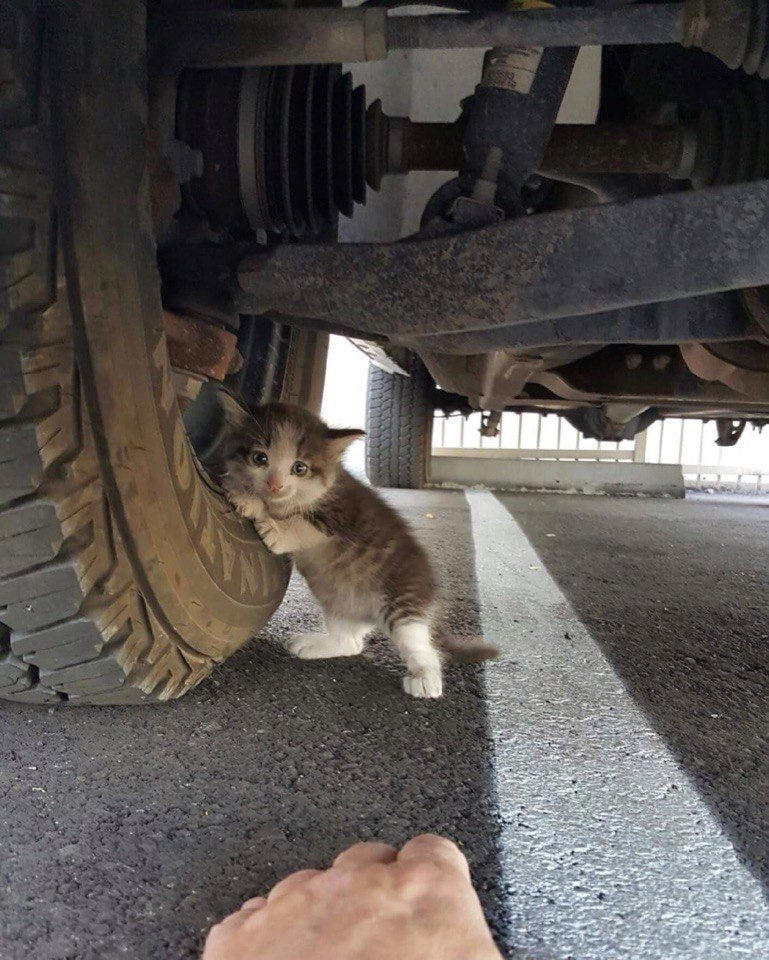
[397,834,471,878]
[267,869,323,902]
[332,841,397,871]
[239,896,267,912]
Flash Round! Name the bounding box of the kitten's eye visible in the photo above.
[251,451,269,466]
[292,460,308,476]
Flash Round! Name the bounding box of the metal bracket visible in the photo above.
[348,339,409,376]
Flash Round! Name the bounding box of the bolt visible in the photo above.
[625,352,643,370]
[653,353,672,371]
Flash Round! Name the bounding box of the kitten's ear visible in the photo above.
[217,389,252,432]
[325,428,365,458]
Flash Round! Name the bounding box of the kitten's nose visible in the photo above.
[266,477,284,495]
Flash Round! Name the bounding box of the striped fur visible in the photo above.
[219,399,444,697]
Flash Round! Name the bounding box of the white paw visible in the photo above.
[246,497,268,521]
[286,632,329,659]
[403,670,443,699]
[286,632,364,659]
[226,491,267,521]
[256,517,283,552]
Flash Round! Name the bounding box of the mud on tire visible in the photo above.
[0,0,289,704]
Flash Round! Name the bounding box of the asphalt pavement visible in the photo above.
[2,490,769,959]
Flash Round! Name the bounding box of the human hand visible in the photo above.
[201,834,504,960]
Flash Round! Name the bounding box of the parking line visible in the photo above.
[466,489,769,960]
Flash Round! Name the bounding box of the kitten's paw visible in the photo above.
[246,497,268,521]
[256,517,284,553]
[403,670,443,699]
[287,632,363,659]
[226,491,267,522]
[286,632,329,659]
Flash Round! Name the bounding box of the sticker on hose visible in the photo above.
[482,46,544,94]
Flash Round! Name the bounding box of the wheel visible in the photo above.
[280,329,329,413]
[0,0,297,704]
[365,354,433,489]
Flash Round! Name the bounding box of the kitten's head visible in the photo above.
[218,393,364,515]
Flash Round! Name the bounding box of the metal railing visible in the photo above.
[433,412,769,492]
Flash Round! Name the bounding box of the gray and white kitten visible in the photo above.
[218,395,448,698]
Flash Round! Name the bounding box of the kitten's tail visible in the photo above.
[435,633,499,664]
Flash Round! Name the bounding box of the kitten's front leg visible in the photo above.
[225,490,268,522]
[224,491,288,551]
[256,515,328,555]
[254,514,288,553]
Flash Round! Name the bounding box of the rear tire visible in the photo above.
[365,355,433,489]
[281,329,329,413]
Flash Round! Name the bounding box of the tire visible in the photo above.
[365,355,433,489]
[281,329,329,414]
[0,0,292,704]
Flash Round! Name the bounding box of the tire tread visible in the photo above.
[365,354,432,489]
[0,0,209,704]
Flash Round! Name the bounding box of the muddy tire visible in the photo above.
[0,0,293,704]
[365,355,433,489]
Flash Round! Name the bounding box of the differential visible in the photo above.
[177,65,407,239]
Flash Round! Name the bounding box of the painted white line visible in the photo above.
[466,489,769,960]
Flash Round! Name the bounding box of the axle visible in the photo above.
[153,2,769,79]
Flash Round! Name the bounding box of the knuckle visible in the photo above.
[204,922,230,945]
[399,835,470,881]
[410,834,458,855]
[346,862,389,894]
[398,859,441,888]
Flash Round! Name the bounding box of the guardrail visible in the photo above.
[433,412,769,493]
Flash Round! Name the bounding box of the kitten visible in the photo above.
[218,394,478,699]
